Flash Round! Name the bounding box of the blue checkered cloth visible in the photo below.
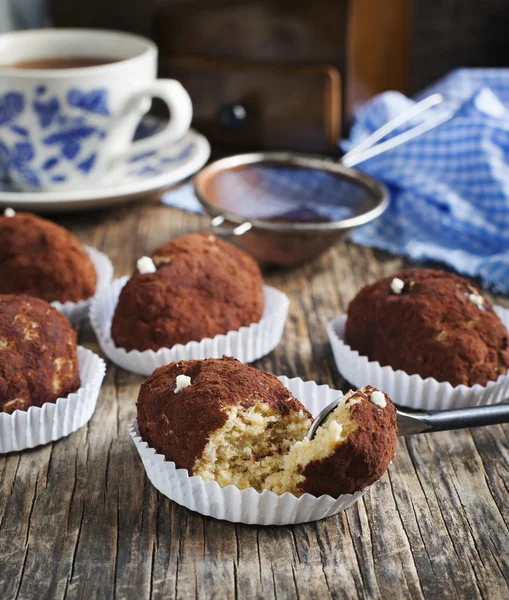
[343,68,509,294]
[162,69,509,293]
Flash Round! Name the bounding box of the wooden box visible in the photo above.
[153,0,410,153]
[52,0,410,153]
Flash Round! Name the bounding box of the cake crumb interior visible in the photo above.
[193,402,311,491]
[193,391,361,495]
[265,393,361,495]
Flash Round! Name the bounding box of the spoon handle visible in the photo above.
[341,94,444,163]
[397,401,509,436]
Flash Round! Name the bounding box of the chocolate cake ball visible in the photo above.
[111,233,264,351]
[345,269,509,387]
[137,356,312,490]
[267,386,398,497]
[137,357,398,496]
[0,294,81,414]
[0,210,97,303]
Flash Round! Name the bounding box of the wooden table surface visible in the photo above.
[1,200,509,600]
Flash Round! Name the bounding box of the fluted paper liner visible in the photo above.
[130,376,370,525]
[51,246,114,324]
[90,277,290,376]
[327,305,509,410]
[0,346,106,453]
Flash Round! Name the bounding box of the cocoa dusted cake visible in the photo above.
[0,209,97,303]
[111,233,264,351]
[0,294,81,414]
[136,357,398,496]
[345,269,509,387]
[268,386,397,497]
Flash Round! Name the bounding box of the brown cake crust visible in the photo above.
[111,232,264,351]
[299,387,398,496]
[0,294,81,414]
[137,356,310,471]
[0,212,97,303]
[345,269,509,387]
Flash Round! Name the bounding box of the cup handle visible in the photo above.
[128,79,193,153]
[104,79,193,169]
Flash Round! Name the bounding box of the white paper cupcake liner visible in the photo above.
[327,305,509,411]
[51,246,114,323]
[90,277,290,376]
[130,375,370,525]
[0,346,106,453]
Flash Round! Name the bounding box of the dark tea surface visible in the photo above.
[0,57,120,69]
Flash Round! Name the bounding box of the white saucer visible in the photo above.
[0,117,211,212]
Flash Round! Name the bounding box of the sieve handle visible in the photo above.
[209,215,253,237]
[341,94,459,168]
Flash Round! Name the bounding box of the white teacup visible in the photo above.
[0,29,193,192]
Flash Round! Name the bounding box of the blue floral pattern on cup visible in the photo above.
[0,86,110,188]
[0,92,24,126]
[67,89,110,116]
[127,142,195,177]
[33,96,60,128]
[0,114,202,192]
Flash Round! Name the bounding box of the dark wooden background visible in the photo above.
[411,0,509,93]
[52,0,509,95]
[1,202,509,599]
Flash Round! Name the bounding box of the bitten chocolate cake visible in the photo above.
[0,294,81,414]
[345,269,509,387]
[267,386,397,497]
[137,357,312,490]
[111,233,264,352]
[137,357,398,496]
[0,210,97,303]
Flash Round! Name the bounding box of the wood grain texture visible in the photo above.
[1,201,508,599]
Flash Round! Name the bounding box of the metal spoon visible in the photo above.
[307,397,509,440]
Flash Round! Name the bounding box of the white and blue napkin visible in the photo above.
[344,68,509,294]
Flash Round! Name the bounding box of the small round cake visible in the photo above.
[0,294,81,414]
[111,233,264,351]
[137,357,398,496]
[137,356,312,490]
[0,210,97,303]
[345,269,509,387]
